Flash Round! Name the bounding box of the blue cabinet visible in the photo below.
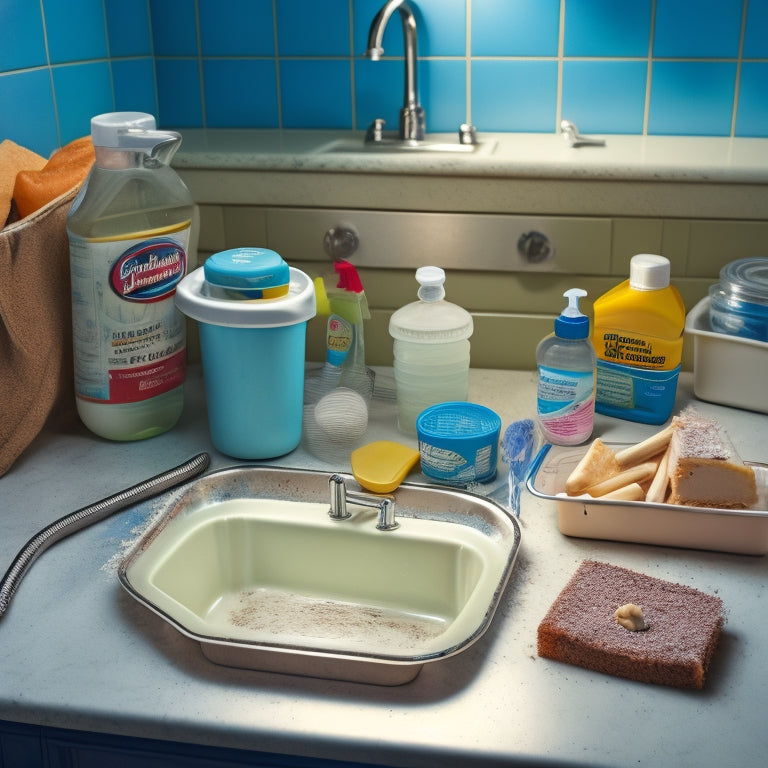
[1,721,389,768]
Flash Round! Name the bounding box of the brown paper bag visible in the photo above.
[0,187,79,477]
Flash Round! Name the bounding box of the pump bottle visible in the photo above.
[536,288,596,445]
[67,112,195,441]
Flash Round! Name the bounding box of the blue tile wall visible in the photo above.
[1,0,766,157]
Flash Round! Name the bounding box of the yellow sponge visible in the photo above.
[350,440,421,494]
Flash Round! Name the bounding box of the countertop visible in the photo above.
[170,130,768,219]
[1,367,767,767]
[174,129,768,184]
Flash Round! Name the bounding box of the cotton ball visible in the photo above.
[313,387,369,443]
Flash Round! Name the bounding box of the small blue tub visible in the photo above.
[416,402,501,486]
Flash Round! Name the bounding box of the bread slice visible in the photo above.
[565,438,619,495]
[537,560,723,689]
[668,408,757,509]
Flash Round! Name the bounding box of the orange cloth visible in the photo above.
[12,136,94,219]
[0,140,46,226]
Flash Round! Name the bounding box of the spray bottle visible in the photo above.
[304,260,373,402]
[536,288,596,445]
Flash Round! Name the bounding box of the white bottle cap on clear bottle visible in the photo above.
[415,265,446,300]
[630,254,671,290]
[389,266,473,342]
[90,112,156,148]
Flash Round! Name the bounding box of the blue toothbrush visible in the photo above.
[499,419,538,517]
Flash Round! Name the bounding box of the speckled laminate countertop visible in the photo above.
[170,130,768,220]
[1,367,766,767]
[173,129,768,183]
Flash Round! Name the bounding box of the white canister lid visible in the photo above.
[176,266,316,328]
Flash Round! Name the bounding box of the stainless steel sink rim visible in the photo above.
[118,464,521,684]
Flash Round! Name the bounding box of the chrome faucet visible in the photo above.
[328,474,399,531]
[365,0,425,142]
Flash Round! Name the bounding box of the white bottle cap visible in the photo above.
[91,112,156,147]
[389,266,472,342]
[416,266,446,301]
[630,254,671,290]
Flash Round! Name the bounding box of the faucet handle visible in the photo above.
[328,474,351,520]
[458,123,478,145]
[560,119,606,148]
[365,118,387,144]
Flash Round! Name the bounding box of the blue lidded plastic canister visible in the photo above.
[416,402,501,486]
[176,248,316,459]
[708,257,768,342]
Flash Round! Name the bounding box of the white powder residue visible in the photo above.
[221,587,448,651]
[100,487,185,577]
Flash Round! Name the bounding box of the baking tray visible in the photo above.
[526,443,768,555]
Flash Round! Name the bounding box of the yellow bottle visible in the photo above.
[592,254,685,424]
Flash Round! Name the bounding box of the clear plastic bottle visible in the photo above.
[592,254,685,424]
[536,288,596,445]
[389,267,473,434]
[67,112,195,441]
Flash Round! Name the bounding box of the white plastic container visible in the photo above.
[389,267,473,434]
[536,289,596,446]
[67,112,195,441]
[686,296,768,414]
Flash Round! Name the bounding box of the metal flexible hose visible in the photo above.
[0,452,210,619]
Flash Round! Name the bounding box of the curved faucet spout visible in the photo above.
[365,0,425,141]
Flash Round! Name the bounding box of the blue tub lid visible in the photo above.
[203,248,290,297]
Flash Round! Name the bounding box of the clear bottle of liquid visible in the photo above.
[536,288,596,445]
[592,254,685,424]
[67,112,195,440]
[389,266,473,434]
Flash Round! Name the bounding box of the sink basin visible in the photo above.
[318,137,497,155]
[119,466,520,685]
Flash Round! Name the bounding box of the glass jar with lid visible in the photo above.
[709,257,768,342]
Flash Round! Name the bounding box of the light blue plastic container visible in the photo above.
[176,248,316,459]
[416,402,501,486]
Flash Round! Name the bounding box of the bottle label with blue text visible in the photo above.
[70,231,189,404]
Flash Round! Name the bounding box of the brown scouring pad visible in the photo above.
[537,560,724,689]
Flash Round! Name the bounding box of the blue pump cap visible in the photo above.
[204,248,290,298]
[554,288,589,339]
